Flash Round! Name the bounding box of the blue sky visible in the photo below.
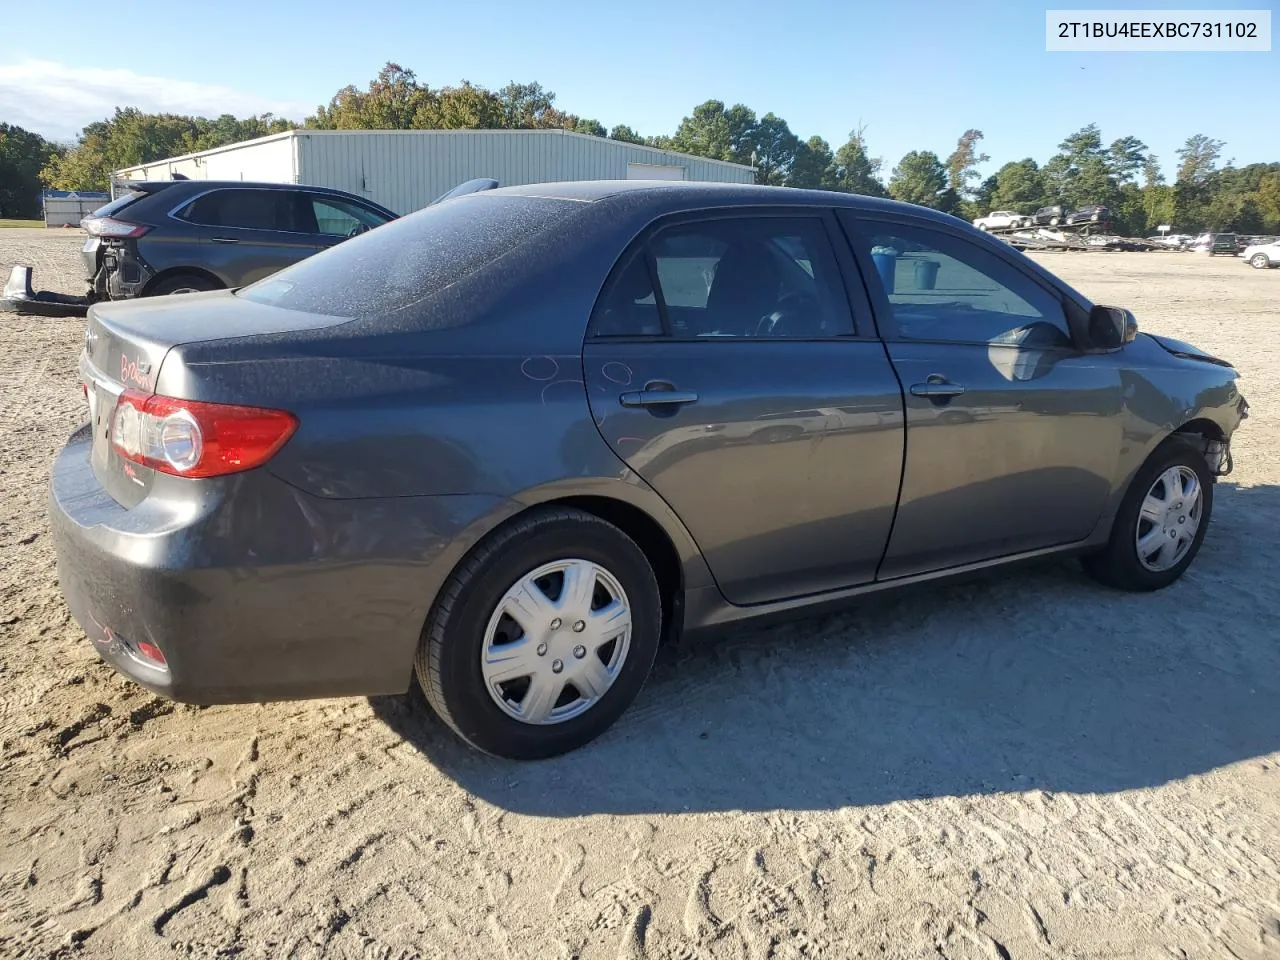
[1,0,1274,181]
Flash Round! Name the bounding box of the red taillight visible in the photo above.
[110,389,298,478]
[134,641,168,667]
[83,216,150,239]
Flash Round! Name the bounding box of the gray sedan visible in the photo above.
[49,181,1249,759]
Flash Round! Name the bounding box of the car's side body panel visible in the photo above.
[584,338,905,604]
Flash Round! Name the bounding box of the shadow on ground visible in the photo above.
[371,481,1280,816]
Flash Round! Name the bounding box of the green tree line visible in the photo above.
[7,61,1278,234]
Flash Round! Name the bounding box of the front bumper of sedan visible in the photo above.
[49,424,504,704]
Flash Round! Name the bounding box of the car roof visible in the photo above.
[483,179,969,227]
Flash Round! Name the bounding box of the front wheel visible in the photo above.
[1081,439,1213,591]
[1251,254,1271,269]
[415,508,663,759]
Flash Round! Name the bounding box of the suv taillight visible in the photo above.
[110,390,298,478]
[83,217,150,239]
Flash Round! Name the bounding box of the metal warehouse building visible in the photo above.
[112,129,755,214]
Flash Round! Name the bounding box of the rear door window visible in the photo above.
[178,189,304,233]
[590,216,855,339]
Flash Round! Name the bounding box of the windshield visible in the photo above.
[237,194,581,321]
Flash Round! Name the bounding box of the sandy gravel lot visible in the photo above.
[1,229,1278,960]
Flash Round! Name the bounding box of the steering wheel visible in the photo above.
[754,291,823,337]
[346,222,372,238]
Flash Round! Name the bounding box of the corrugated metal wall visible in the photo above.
[296,131,755,214]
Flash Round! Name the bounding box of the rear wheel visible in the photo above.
[415,508,662,759]
[148,273,221,296]
[1081,439,1213,591]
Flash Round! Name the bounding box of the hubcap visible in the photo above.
[480,559,632,725]
[1135,465,1203,572]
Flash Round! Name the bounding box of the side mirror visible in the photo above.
[1087,304,1138,350]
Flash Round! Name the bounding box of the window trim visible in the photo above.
[837,210,1085,351]
[586,206,876,343]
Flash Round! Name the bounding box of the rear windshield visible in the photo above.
[237,195,580,320]
[87,190,144,219]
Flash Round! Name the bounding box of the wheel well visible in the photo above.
[1169,418,1230,475]
[1172,418,1225,443]
[550,495,684,645]
[143,266,225,295]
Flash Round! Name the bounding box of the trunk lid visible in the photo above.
[81,289,349,507]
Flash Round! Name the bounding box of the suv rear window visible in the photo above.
[178,189,303,232]
[237,195,580,321]
[87,190,144,219]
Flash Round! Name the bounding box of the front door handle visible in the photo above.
[619,386,699,409]
[909,378,966,399]
[210,236,240,244]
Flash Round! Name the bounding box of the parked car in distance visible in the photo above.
[1031,204,1067,226]
[79,180,398,301]
[1065,204,1110,226]
[972,210,1029,231]
[1240,238,1280,268]
[49,180,1249,759]
[1205,233,1239,256]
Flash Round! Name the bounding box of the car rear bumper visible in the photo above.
[50,424,505,704]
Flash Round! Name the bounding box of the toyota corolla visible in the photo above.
[50,181,1248,759]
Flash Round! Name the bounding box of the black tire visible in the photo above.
[147,273,221,296]
[415,507,663,759]
[1081,438,1214,592]
[1251,254,1271,269]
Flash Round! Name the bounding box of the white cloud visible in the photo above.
[0,60,312,142]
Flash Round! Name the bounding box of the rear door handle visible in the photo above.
[210,237,240,244]
[619,389,699,408]
[909,379,966,398]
